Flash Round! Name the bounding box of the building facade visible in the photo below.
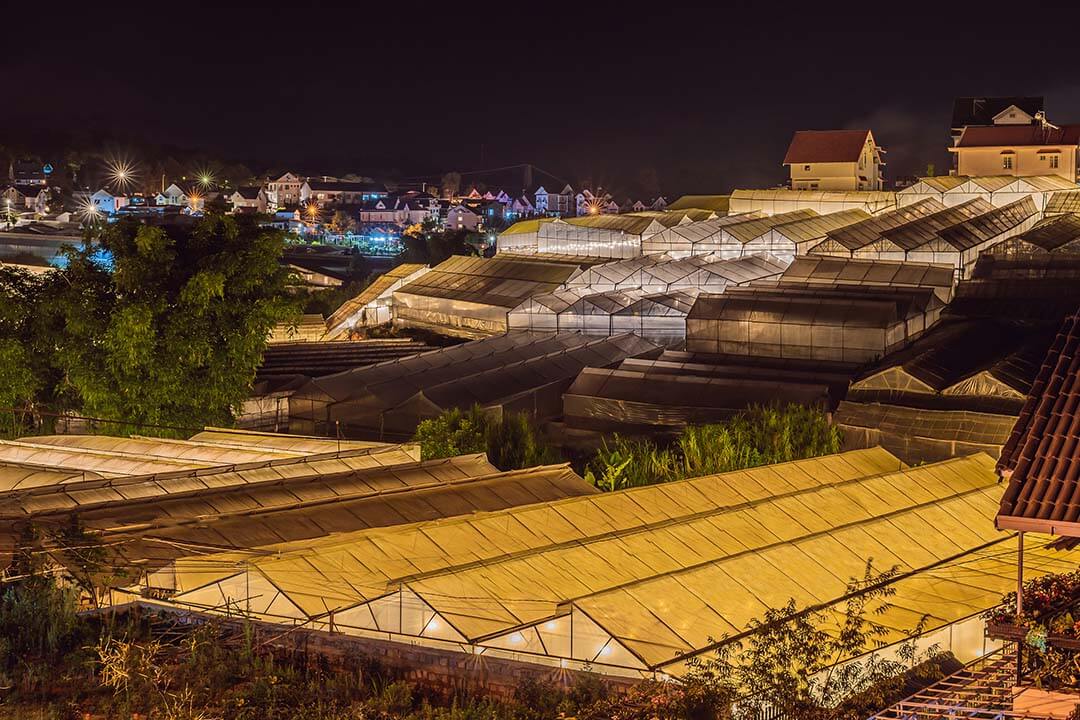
[783,129,885,191]
[951,122,1080,182]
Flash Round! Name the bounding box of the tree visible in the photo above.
[33,214,295,435]
[328,210,357,235]
[440,171,461,199]
[413,405,558,471]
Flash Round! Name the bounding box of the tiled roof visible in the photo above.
[783,130,872,164]
[997,312,1080,533]
[956,124,1080,148]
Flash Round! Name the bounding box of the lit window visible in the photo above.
[1050,155,1060,169]
[1003,155,1013,170]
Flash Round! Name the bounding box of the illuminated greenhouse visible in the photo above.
[129,451,1080,679]
[745,208,870,258]
[807,198,945,261]
[728,188,896,216]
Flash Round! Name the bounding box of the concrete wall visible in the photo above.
[955,146,1077,181]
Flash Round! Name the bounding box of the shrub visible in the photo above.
[413,406,559,471]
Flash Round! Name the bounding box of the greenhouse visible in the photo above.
[878,199,993,259]
[897,175,1013,208]
[495,217,557,254]
[986,212,1080,257]
[562,365,830,431]
[609,290,701,345]
[1045,190,1080,215]
[907,196,1039,275]
[664,194,730,212]
[534,210,717,259]
[685,284,942,363]
[507,290,585,331]
[640,212,763,257]
[746,208,870,258]
[688,209,817,258]
[779,256,955,303]
[392,255,587,337]
[325,264,429,338]
[133,451,1080,678]
[560,255,666,292]
[555,290,644,335]
[728,189,896,216]
[561,253,785,294]
[834,401,1021,463]
[288,332,660,438]
[807,198,946,261]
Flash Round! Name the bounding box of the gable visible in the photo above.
[992,105,1034,126]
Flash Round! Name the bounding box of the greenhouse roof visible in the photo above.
[880,199,994,250]
[1010,175,1079,192]
[499,218,557,236]
[512,289,586,315]
[1011,213,1080,251]
[0,443,422,519]
[835,401,1019,449]
[688,290,904,328]
[647,212,766,247]
[665,195,730,212]
[613,290,701,317]
[559,214,659,235]
[937,196,1038,251]
[325,264,427,331]
[765,209,871,244]
[564,255,666,287]
[102,459,597,567]
[850,320,1038,394]
[780,256,955,292]
[900,176,968,193]
[1046,191,1080,215]
[721,208,818,244]
[393,256,584,309]
[824,198,946,251]
[258,339,435,380]
[154,447,905,605]
[151,451,1077,675]
[300,332,624,407]
[561,290,644,316]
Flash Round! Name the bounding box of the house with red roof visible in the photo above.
[950,117,1080,182]
[782,129,885,191]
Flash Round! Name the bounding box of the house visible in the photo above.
[950,118,1080,182]
[784,129,885,191]
[265,172,304,208]
[359,197,397,225]
[10,160,47,189]
[576,188,615,216]
[23,187,49,214]
[154,183,188,207]
[445,204,480,231]
[1,186,26,211]
[300,180,387,206]
[90,189,128,215]
[650,196,668,211]
[509,195,535,218]
[481,201,505,224]
[229,186,267,213]
[395,192,440,225]
[950,96,1044,144]
[534,184,574,216]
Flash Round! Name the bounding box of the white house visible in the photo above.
[155,183,188,207]
[300,180,387,206]
[265,172,304,208]
[510,195,535,217]
[91,189,128,215]
[534,184,574,216]
[229,186,266,213]
[445,204,480,231]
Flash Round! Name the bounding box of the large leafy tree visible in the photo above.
[35,214,294,435]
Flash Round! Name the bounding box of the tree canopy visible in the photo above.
[0,214,295,436]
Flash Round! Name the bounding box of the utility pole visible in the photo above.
[523,164,533,192]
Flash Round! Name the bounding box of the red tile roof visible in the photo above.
[997,311,1080,534]
[956,124,1080,148]
[783,130,872,164]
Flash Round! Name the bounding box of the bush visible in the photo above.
[586,403,841,490]
[413,406,559,471]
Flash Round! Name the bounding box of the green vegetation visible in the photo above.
[0,214,295,437]
[413,406,558,471]
[400,223,478,266]
[585,404,841,490]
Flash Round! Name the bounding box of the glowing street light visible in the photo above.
[305,202,321,223]
[106,158,138,193]
[195,168,215,190]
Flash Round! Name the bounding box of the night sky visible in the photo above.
[6,2,1080,197]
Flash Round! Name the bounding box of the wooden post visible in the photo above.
[1016,531,1025,686]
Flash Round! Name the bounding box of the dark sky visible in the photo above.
[6,1,1080,197]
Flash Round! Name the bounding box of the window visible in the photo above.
[803,165,811,171]
[1051,155,1060,169]
[1003,155,1013,170]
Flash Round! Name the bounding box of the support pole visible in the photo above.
[1016,531,1025,686]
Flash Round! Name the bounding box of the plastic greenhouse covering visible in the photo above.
[496,218,557,254]
[907,196,1039,275]
[138,451,1080,677]
[878,199,994,255]
[780,256,956,302]
[562,254,786,294]
[808,198,946,260]
[897,175,1074,211]
[987,213,1080,256]
[747,208,871,259]
[728,189,897,216]
[391,256,586,336]
[685,284,942,363]
[609,290,701,345]
[325,264,429,337]
[641,212,763,257]
[562,366,830,430]
[288,331,659,437]
[532,211,714,259]
[1046,191,1080,215]
[692,209,817,258]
